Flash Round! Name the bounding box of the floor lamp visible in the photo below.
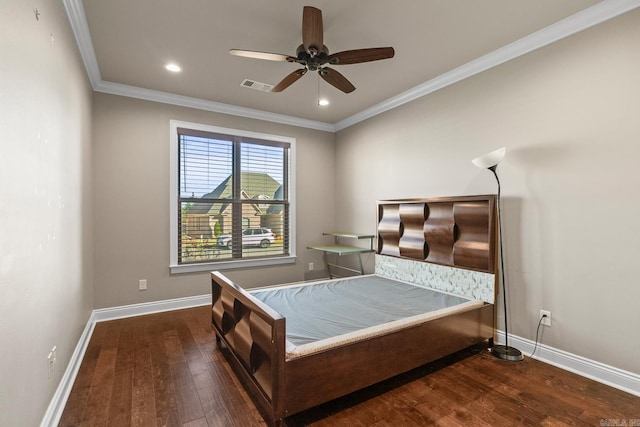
[472,147,523,362]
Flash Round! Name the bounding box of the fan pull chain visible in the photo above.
[317,73,329,106]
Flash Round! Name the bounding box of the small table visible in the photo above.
[307,232,375,278]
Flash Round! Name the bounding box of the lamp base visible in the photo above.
[491,344,524,362]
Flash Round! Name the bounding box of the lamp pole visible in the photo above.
[489,166,522,360]
[472,148,523,361]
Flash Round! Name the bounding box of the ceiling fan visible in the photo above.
[230,6,395,94]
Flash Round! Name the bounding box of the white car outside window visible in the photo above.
[218,228,275,248]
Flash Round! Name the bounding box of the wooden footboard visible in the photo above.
[212,271,494,426]
[211,272,286,425]
[282,302,493,415]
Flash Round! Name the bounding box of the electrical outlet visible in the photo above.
[139,279,147,290]
[308,262,314,271]
[540,310,551,327]
[47,346,57,378]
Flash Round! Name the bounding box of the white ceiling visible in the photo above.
[65,0,638,131]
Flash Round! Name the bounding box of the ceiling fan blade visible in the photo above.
[319,68,355,93]
[302,6,323,55]
[271,69,307,92]
[327,47,395,65]
[229,49,295,62]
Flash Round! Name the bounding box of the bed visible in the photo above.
[211,195,498,426]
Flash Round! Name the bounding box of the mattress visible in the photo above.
[250,275,484,359]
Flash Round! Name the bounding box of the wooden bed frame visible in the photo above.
[211,195,497,426]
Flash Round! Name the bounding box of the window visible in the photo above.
[170,121,296,273]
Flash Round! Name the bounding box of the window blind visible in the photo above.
[177,128,290,264]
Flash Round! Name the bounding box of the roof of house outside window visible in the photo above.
[184,172,282,216]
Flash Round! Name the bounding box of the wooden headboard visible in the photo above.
[377,195,497,274]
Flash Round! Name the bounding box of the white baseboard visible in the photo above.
[41,297,639,426]
[93,294,212,322]
[39,311,96,427]
[40,294,211,427]
[495,331,640,397]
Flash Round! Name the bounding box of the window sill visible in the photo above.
[169,255,297,274]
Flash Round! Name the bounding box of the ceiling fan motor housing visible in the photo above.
[295,44,331,71]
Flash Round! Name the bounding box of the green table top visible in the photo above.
[307,244,375,255]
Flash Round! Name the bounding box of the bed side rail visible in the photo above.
[211,271,286,424]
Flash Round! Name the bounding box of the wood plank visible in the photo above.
[115,318,135,373]
[152,362,181,427]
[131,363,156,427]
[169,360,204,424]
[132,315,152,369]
[107,368,133,427]
[81,347,118,426]
[182,417,209,427]
[60,306,640,427]
[163,328,186,366]
[176,318,200,361]
[186,357,211,391]
[147,315,170,367]
[196,385,237,427]
[434,366,521,426]
[57,326,103,426]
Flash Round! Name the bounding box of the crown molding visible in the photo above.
[63,0,640,133]
[94,80,336,132]
[61,0,334,133]
[62,0,101,88]
[334,0,640,131]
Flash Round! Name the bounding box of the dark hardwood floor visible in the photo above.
[60,305,639,426]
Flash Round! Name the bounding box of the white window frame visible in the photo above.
[169,120,296,274]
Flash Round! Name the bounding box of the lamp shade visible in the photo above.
[472,147,506,169]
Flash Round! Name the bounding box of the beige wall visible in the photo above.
[0,1,94,426]
[92,93,335,308]
[335,9,640,373]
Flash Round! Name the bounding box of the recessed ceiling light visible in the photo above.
[318,98,329,106]
[165,63,181,72]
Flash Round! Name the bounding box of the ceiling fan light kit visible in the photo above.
[230,6,395,94]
